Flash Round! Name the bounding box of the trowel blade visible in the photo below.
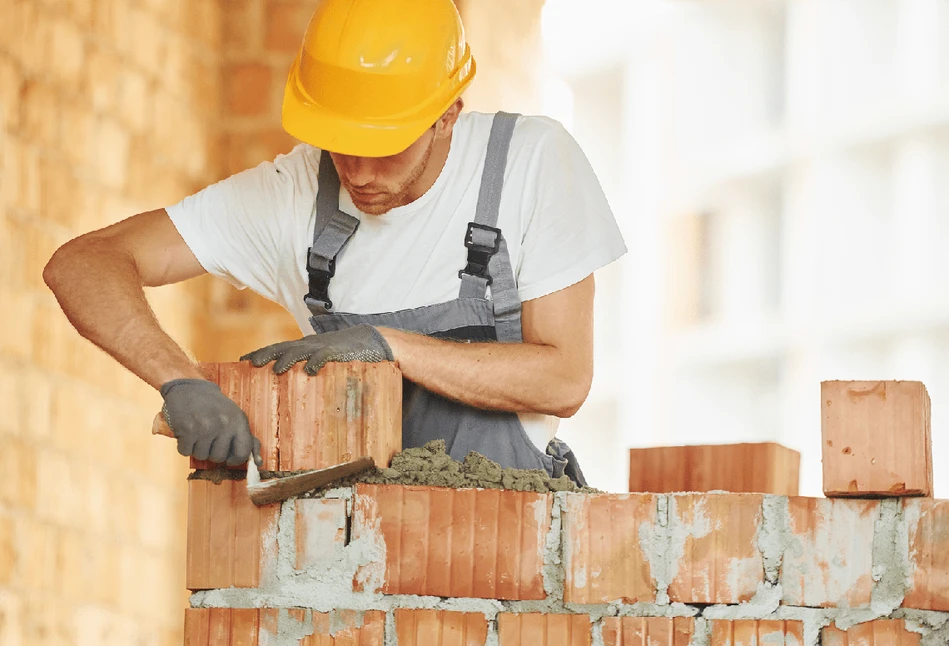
[247,457,375,506]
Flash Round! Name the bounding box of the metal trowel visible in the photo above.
[151,413,375,506]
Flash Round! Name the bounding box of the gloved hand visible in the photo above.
[160,379,262,466]
[240,324,394,376]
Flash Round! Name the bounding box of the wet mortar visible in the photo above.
[188,439,600,495]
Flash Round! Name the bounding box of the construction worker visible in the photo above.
[43,0,626,485]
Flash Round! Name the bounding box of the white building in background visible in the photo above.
[543,0,949,495]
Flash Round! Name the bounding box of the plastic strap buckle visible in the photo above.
[304,249,336,310]
[458,222,502,285]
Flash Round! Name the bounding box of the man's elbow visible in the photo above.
[43,240,77,292]
[551,373,593,418]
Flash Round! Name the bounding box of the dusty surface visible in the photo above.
[189,440,599,494]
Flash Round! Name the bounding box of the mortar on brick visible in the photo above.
[897,608,949,646]
[267,609,315,646]
[870,499,912,616]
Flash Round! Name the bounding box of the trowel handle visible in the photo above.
[152,412,174,438]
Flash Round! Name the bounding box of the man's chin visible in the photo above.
[352,198,395,216]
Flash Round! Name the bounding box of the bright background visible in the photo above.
[543,0,949,495]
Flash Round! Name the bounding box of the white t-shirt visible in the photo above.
[167,111,627,452]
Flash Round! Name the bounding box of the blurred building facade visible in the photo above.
[544,0,949,495]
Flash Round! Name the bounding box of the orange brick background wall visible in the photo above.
[0,0,224,643]
[0,1,545,644]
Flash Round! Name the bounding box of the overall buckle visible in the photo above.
[458,222,502,285]
[304,249,336,310]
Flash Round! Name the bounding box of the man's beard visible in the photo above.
[345,137,436,216]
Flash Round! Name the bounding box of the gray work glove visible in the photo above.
[240,324,394,376]
[160,379,262,466]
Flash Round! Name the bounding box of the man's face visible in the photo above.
[329,128,437,216]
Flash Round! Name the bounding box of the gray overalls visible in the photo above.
[302,112,587,485]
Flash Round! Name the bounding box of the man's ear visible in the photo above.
[434,99,464,139]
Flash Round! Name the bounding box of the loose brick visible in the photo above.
[192,362,401,472]
[601,617,694,646]
[710,620,804,646]
[185,608,385,645]
[629,443,800,495]
[394,609,488,646]
[186,480,279,590]
[296,498,347,570]
[277,362,402,471]
[823,619,921,646]
[822,381,932,497]
[351,484,550,599]
[498,613,591,646]
[780,497,876,608]
[667,494,763,604]
[903,498,949,611]
[563,493,657,604]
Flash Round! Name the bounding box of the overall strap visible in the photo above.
[304,151,360,314]
[458,111,522,342]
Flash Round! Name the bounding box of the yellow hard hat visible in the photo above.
[281,0,476,157]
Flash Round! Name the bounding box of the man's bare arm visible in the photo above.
[378,275,595,418]
[43,208,209,390]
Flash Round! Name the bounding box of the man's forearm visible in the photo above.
[378,328,591,417]
[43,238,205,389]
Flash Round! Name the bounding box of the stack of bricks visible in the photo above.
[182,370,949,645]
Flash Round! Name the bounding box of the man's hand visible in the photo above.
[240,324,394,375]
[161,379,262,466]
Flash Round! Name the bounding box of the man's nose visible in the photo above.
[338,155,376,188]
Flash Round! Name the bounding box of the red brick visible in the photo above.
[822,381,932,497]
[667,494,763,604]
[903,498,949,611]
[394,609,488,646]
[780,497,876,608]
[186,480,279,590]
[629,444,799,495]
[601,617,694,646]
[277,362,402,471]
[224,62,272,116]
[295,498,347,571]
[710,620,804,646]
[264,0,311,53]
[823,619,921,646]
[563,493,657,604]
[351,484,550,600]
[184,608,385,645]
[497,613,591,646]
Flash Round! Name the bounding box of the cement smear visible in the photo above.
[191,440,599,495]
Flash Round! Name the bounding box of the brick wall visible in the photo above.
[0,0,224,643]
[182,484,949,645]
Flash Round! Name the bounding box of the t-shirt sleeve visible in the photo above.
[514,120,627,302]
[165,157,297,302]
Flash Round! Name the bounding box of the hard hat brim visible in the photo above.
[281,54,476,158]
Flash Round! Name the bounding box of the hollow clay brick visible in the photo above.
[183,608,385,645]
[821,381,932,497]
[628,443,800,495]
[394,609,489,646]
[186,480,278,590]
[902,498,949,611]
[351,484,550,599]
[190,361,401,472]
[563,493,657,604]
[822,619,921,646]
[295,498,348,571]
[497,613,592,646]
[780,497,876,608]
[667,494,764,604]
[190,362,279,471]
[277,361,402,471]
[601,617,695,646]
[709,620,804,646]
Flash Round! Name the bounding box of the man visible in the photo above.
[43,0,626,484]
